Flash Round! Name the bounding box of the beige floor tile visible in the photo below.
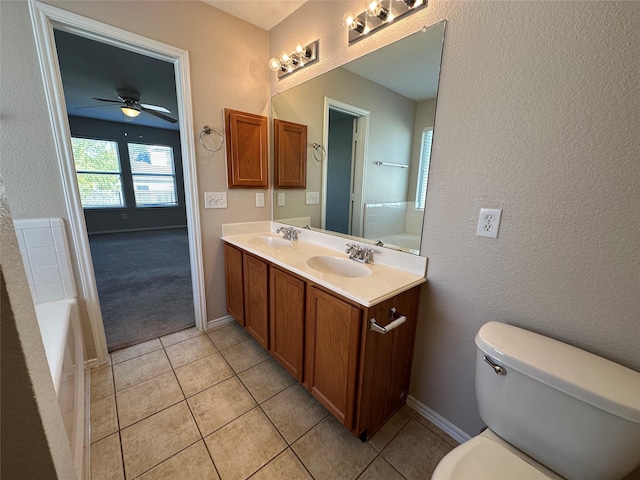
[238,357,296,403]
[113,349,172,392]
[91,365,114,402]
[205,408,287,480]
[187,376,256,436]
[250,448,312,480]
[220,338,270,373]
[358,456,405,480]
[91,432,124,480]
[120,401,200,479]
[116,371,185,428]
[207,321,251,350]
[91,394,119,443]
[368,408,412,452]
[414,413,460,448]
[381,419,453,480]
[165,335,217,369]
[292,416,377,480]
[262,383,328,444]
[160,326,202,347]
[137,441,219,480]
[111,338,163,365]
[174,352,234,397]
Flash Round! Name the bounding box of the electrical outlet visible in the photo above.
[277,192,285,207]
[306,192,320,205]
[476,208,502,238]
[256,192,264,208]
[204,192,227,209]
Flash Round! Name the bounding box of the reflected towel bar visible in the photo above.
[374,161,408,169]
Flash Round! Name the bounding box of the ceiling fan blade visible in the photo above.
[92,97,123,104]
[75,104,120,110]
[140,103,171,114]
[140,105,177,123]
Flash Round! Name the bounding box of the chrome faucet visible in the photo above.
[276,226,299,241]
[345,243,375,264]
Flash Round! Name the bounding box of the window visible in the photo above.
[128,143,178,207]
[415,127,433,210]
[71,137,125,208]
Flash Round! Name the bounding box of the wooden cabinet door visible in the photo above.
[243,253,269,349]
[274,119,307,188]
[270,267,305,381]
[225,109,268,189]
[223,243,244,326]
[305,286,361,428]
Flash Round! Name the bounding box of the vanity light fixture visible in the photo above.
[344,0,428,44]
[269,39,319,79]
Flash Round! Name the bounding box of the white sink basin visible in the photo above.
[306,256,372,278]
[249,236,292,248]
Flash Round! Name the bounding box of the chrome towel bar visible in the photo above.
[370,307,406,334]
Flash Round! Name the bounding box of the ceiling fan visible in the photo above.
[87,89,177,123]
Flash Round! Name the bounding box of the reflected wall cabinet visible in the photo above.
[274,119,307,188]
[225,108,268,188]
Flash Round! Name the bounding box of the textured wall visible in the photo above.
[0,1,271,355]
[270,0,640,435]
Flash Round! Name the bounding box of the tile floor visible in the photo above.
[90,322,458,480]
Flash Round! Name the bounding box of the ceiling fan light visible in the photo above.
[121,106,140,118]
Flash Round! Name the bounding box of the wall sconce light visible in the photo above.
[343,0,427,44]
[269,40,319,79]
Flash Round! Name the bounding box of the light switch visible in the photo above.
[277,192,286,206]
[256,192,265,207]
[204,192,227,209]
[306,192,319,205]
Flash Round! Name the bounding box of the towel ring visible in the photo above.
[199,125,224,153]
[312,143,326,162]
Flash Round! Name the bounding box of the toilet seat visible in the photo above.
[432,430,564,480]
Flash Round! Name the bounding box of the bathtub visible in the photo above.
[35,299,87,480]
[377,232,421,253]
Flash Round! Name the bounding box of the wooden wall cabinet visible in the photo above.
[225,108,268,189]
[223,242,421,440]
[274,119,307,188]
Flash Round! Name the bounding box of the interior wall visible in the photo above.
[0,0,271,357]
[270,0,640,436]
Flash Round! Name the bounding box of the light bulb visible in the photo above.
[365,0,388,19]
[342,12,365,33]
[280,51,292,64]
[295,43,309,58]
[121,106,140,118]
[269,57,284,72]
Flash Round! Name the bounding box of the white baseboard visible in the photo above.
[206,314,235,331]
[407,395,471,445]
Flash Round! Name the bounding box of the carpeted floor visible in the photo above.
[89,228,194,352]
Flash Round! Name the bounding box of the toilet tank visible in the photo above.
[475,322,640,480]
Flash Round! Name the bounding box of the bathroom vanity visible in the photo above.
[222,223,426,439]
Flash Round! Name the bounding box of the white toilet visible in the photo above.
[432,322,640,480]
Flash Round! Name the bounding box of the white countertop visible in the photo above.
[222,231,426,307]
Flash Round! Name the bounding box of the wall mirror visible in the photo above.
[272,21,446,255]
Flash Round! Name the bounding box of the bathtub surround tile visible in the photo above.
[204,408,287,480]
[207,321,251,350]
[28,246,58,267]
[116,371,184,428]
[174,352,234,398]
[91,364,115,402]
[358,456,405,480]
[120,401,200,479]
[250,449,312,480]
[368,408,412,452]
[261,383,328,444]
[220,337,270,373]
[238,357,296,404]
[23,227,54,248]
[31,264,61,285]
[91,433,124,480]
[111,338,164,365]
[165,335,217,369]
[187,377,256,436]
[136,441,219,480]
[381,419,452,480]
[292,416,377,480]
[113,349,172,392]
[90,394,118,443]
[159,326,202,347]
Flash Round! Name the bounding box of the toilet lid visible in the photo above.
[432,435,557,480]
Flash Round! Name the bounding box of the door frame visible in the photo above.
[322,97,370,235]
[29,1,206,365]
